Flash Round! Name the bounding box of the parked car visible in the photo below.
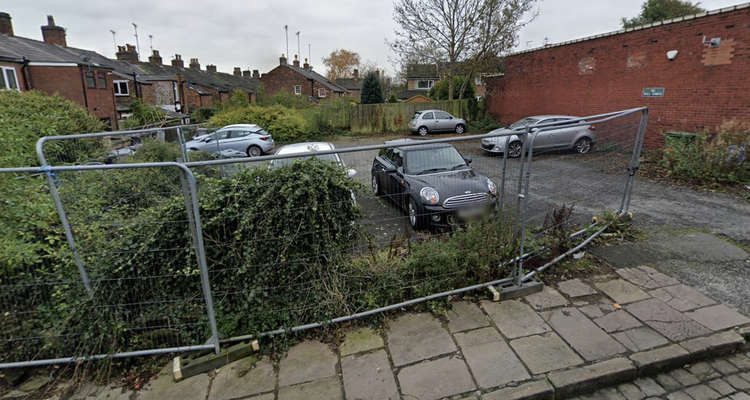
[408,110,467,136]
[480,115,596,157]
[371,139,497,229]
[269,142,357,178]
[104,136,142,163]
[184,124,274,157]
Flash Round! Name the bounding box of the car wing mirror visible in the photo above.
[347,168,357,178]
[464,157,472,164]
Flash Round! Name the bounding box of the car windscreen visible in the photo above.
[405,146,467,175]
[509,117,539,130]
[270,153,340,168]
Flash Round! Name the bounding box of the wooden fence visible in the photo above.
[319,99,472,134]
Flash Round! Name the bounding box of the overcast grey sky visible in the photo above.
[3,0,742,77]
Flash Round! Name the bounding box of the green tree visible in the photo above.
[360,71,384,104]
[226,89,251,109]
[387,93,399,103]
[622,0,705,28]
[429,76,475,100]
[121,99,168,129]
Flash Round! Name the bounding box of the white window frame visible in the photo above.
[1,66,21,91]
[417,79,434,89]
[318,88,327,98]
[113,80,129,96]
[294,85,302,95]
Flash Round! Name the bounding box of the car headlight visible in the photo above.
[487,178,497,196]
[420,187,439,205]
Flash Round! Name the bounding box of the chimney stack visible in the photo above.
[242,70,251,78]
[353,69,359,78]
[206,64,217,73]
[116,44,139,63]
[303,58,310,71]
[233,67,241,76]
[41,15,66,47]
[148,49,162,65]
[252,70,260,78]
[293,54,300,67]
[189,58,200,70]
[279,54,287,65]
[172,54,184,68]
[0,12,13,37]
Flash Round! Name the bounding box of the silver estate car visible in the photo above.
[480,115,596,157]
[408,110,467,136]
[184,124,274,157]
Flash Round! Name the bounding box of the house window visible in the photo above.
[0,66,20,91]
[294,85,302,95]
[97,71,107,89]
[318,88,327,98]
[113,80,129,96]
[85,71,96,89]
[417,79,434,89]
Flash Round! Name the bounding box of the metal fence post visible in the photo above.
[177,127,190,163]
[178,166,221,354]
[515,129,538,286]
[619,109,649,214]
[498,135,511,212]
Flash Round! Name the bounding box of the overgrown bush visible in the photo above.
[429,76,476,100]
[120,99,168,129]
[0,90,105,167]
[660,120,749,185]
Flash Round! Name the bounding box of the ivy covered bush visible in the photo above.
[207,104,311,143]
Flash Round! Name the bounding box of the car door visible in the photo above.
[421,112,440,132]
[531,119,560,150]
[388,148,408,208]
[435,111,453,132]
[227,130,251,152]
[212,129,231,153]
[548,119,584,148]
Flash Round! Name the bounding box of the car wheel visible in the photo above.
[247,145,262,157]
[372,174,382,195]
[408,197,427,230]
[574,138,592,154]
[507,141,523,158]
[455,124,465,134]
[418,126,429,136]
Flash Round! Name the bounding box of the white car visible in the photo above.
[185,124,274,157]
[269,142,356,178]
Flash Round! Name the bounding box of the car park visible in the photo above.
[408,110,467,136]
[184,124,274,157]
[371,139,497,230]
[480,115,595,157]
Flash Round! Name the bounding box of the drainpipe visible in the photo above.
[21,56,30,90]
[132,72,140,99]
[79,66,89,109]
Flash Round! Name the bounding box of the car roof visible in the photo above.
[384,138,453,151]
[275,142,336,155]
[219,124,262,130]
[415,109,448,114]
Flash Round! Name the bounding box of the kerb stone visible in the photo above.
[481,379,553,400]
[547,357,636,398]
[629,344,691,375]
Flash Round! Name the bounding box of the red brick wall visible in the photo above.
[486,8,750,148]
[261,65,314,97]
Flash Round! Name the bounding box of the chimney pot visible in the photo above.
[206,64,217,73]
[189,58,200,70]
[252,69,260,78]
[353,68,359,78]
[0,12,13,37]
[303,58,310,71]
[41,14,66,47]
[293,54,300,67]
[233,67,241,76]
[242,70,251,77]
[148,49,162,65]
[172,54,184,68]
[116,43,139,63]
[279,54,287,65]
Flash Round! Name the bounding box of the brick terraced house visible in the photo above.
[485,3,750,148]
[260,54,346,99]
[0,12,260,129]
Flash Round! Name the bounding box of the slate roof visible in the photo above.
[283,64,347,93]
[334,77,362,91]
[406,64,439,79]
[0,33,259,93]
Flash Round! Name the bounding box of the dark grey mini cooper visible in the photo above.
[371,139,497,229]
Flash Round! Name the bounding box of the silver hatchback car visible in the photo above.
[185,124,274,157]
[408,110,467,136]
[480,115,596,157]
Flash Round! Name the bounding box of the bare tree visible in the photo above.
[390,0,537,100]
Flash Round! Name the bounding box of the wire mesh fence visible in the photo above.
[0,107,646,368]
